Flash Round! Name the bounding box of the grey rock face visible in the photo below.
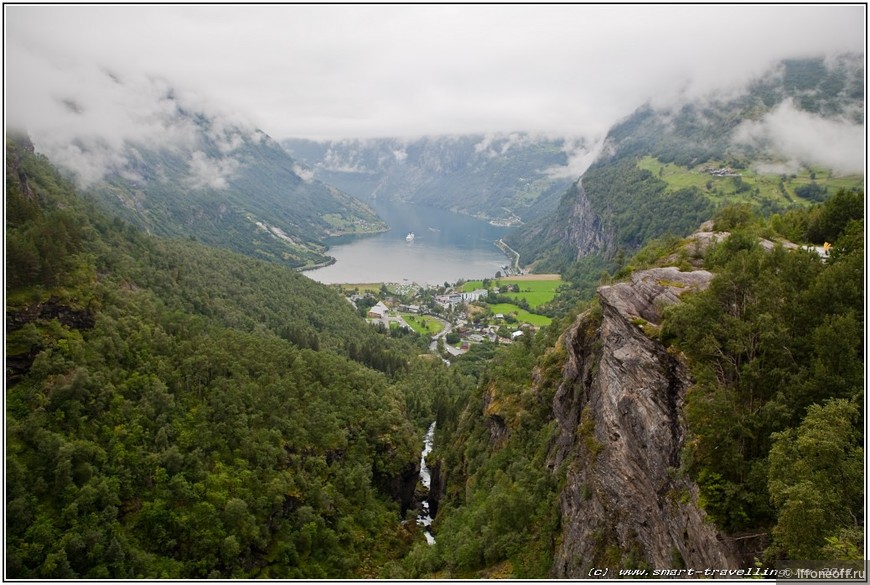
[561,180,614,260]
[549,267,739,577]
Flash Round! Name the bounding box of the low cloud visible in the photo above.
[320,145,373,173]
[732,100,865,174]
[186,151,240,190]
[544,136,606,180]
[472,133,539,158]
[5,36,256,187]
[5,5,863,187]
[292,163,315,182]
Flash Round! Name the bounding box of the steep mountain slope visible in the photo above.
[414,198,863,577]
[5,134,464,578]
[281,134,579,224]
[548,267,738,576]
[509,55,864,274]
[419,260,739,578]
[46,90,386,269]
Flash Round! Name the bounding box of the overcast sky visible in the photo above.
[4,4,865,147]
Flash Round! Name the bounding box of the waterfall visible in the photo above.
[417,421,437,544]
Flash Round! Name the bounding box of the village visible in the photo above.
[338,275,560,358]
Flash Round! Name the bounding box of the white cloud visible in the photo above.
[186,151,240,190]
[544,136,607,179]
[733,100,865,174]
[292,163,315,182]
[5,4,864,171]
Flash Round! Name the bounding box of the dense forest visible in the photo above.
[5,134,471,578]
[663,193,864,558]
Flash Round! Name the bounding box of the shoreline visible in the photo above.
[494,239,521,274]
[297,256,336,272]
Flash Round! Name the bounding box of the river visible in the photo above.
[305,201,512,285]
[417,421,437,545]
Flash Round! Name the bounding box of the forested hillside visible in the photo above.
[5,134,471,578]
[662,193,864,559]
[400,191,864,577]
[56,82,387,270]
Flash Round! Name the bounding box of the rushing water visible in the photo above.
[305,202,511,285]
[417,421,437,545]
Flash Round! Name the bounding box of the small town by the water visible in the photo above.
[337,272,562,358]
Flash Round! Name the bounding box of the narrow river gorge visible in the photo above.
[416,421,437,545]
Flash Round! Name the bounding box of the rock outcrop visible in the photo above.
[557,180,614,261]
[508,179,617,267]
[548,266,739,577]
[6,296,97,384]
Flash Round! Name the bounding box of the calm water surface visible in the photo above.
[306,202,512,285]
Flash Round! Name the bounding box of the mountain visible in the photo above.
[508,55,865,275]
[5,133,472,578]
[281,134,582,224]
[63,100,386,270]
[412,198,863,576]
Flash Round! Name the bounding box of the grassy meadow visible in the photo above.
[636,155,863,207]
[400,313,445,336]
[462,275,562,309]
[487,303,552,327]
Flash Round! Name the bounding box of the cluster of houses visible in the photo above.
[357,285,535,356]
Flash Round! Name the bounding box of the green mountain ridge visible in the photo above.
[5,133,471,578]
[508,55,864,283]
[68,98,387,270]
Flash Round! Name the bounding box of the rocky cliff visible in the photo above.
[508,179,616,269]
[548,266,739,576]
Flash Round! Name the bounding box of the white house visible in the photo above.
[461,289,489,302]
[367,301,389,319]
[434,293,463,308]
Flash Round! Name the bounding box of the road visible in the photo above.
[427,315,464,356]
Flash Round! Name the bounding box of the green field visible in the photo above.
[462,276,563,308]
[488,303,552,327]
[400,313,445,336]
[637,155,863,207]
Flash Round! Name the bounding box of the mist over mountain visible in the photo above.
[508,55,865,275]
[281,134,594,224]
[8,69,386,269]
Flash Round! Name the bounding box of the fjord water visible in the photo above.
[306,201,510,285]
